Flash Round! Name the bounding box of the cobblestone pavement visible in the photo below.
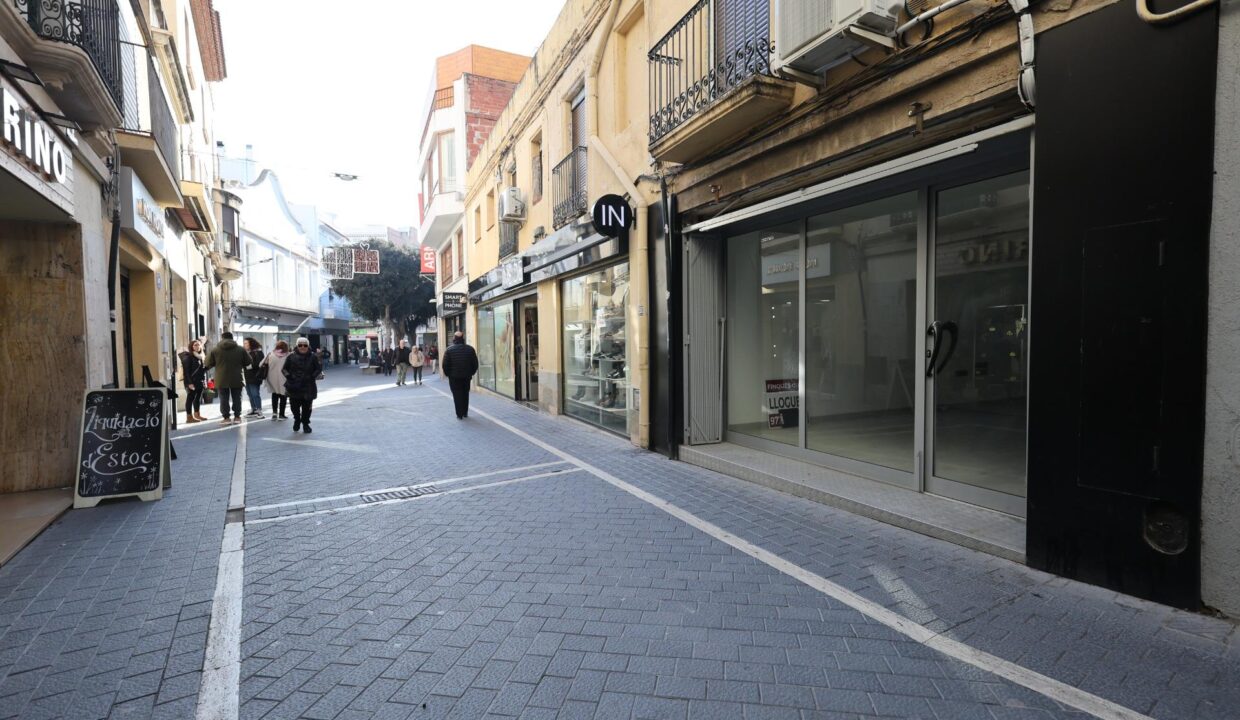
[0,370,1236,719]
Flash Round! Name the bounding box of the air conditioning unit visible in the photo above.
[499,187,526,223]
[774,0,902,75]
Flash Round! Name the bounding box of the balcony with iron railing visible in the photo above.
[116,42,180,205]
[4,0,123,127]
[647,0,794,164]
[551,146,588,229]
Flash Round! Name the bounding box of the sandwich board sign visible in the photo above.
[74,388,169,508]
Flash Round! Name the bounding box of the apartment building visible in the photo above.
[416,45,528,354]
[0,0,231,493]
[464,0,1237,614]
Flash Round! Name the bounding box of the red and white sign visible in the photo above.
[420,245,437,275]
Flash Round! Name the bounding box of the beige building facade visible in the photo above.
[465,0,661,444]
[465,0,1231,612]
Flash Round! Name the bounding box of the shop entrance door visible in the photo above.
[516,298,539,402]
[923,171,1031,516]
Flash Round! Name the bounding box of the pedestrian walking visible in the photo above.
[410,344,425,385]
[242,337,265,418]
[426,345,438,375]
[441,331,478,419]
[382,346,394,376]
[283,336,323,433]
[204,331,250,425]
[262,340,291,421]
[395,340,412,386]
[179,339,207,424]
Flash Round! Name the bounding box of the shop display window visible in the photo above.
[477,306,496,390]
[561,263,629,434]
[726,224,801,445]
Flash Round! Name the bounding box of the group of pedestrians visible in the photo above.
[179,332,322,433]
[178,330,482,433]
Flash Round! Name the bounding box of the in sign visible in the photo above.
[592,194,633,238]
[420,245,437,275]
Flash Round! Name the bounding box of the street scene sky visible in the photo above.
[212,0,565,229]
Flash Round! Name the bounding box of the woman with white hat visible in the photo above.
[282,336,323,433]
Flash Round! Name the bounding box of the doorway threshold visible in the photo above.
[679,443,1025,563]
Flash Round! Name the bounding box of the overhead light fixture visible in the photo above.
[333,173,359,181]
[40,111,82,132]
[0,59,42,85]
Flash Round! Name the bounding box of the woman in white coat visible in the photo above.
[261,340,292,420]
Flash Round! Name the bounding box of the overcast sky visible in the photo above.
[211,0,564,231]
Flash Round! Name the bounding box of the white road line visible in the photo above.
[228,421,246,512]
[246,468,580,526]
[245,461,569,513]
[431,386,1152,720]
[197,422,247,720]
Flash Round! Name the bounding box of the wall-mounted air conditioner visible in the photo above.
[774,0,902,75]
[499,187,526,223]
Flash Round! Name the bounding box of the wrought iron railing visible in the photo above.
[120,42,178,182]
[647,0,775,145]
[551,146,587,229]
[13,0,123,113]
[498,221,519,259]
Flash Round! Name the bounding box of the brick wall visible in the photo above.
[465,74,520,170]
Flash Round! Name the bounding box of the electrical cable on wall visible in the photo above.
[1136,0,1218,24]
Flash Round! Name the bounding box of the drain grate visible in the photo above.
[361,485,440,503]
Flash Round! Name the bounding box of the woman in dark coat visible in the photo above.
[179,339,207,423]
[282,336,322,433]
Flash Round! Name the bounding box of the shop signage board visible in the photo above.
[765,378,799,428]
[0,76,74,215]
[592,194,633,238]
[120,168,166,254]
[501,257,524,289]
[440,292,467,315]
[420,245,437,274]
[74,388,169,508]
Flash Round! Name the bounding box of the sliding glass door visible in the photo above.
[722,166,1031,515]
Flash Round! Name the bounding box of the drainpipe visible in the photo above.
[587,0,655,447]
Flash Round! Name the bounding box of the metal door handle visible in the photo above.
[935,321,958,376]
[926,321,942,377]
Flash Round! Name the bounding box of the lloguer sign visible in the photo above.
[1,83,70,185]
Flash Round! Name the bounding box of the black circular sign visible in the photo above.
[592,194,633,238]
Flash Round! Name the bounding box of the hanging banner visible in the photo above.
[420,245,437,275]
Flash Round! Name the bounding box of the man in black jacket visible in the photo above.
[440,331,479,419]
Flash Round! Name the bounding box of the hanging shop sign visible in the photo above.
[74,388,169,508]
[119,168,166,254]
[440,292,467,315]
[420,245,437,274]
[592,194,633,238]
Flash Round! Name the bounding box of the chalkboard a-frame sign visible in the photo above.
[74,388,169,508]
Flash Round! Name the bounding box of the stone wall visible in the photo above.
[1203,0,1240,618]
